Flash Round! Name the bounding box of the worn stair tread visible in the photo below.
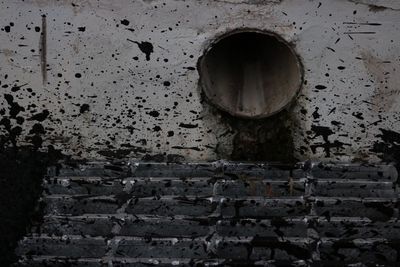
[18,236,318,260]
[16,161,400,264]
[45,176,305,198]
[38,214,313,238]
[45,179,216,197]
[56,161,301,179]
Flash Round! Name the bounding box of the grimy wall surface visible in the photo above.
[1,0,400,163]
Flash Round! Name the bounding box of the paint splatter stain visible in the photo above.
[128,39,154,61]
[148,111,160,117]
[179,123,198,129]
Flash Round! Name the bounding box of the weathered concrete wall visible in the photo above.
[1,0,400,162]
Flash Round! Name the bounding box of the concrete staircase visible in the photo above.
[15,161,400,266]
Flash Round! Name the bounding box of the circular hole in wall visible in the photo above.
[199,30,303,119]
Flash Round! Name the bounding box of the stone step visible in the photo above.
[44,194,399,219]
[45,176,399,200]
[215,179,306,197]
[216,217,308,238]
[17,256,400,267]
[15,256,310,267]
[313,180,397,198]
[54,162,397,181]
[318,238,400,263]
[39,215,211,238]
[55,162,300,179]
[44,177,305,198]
[308,163,397,181]
[16,235,315,260]
[16,236,209,259]
[215,237,313,261]
[312,197,399,221]
[16,235,400,265]
[220,197,309,218]
[38,214,311,238]
[315,217,400,239]
[16,235,108,258]
[16,161,399,266]
[114,237,208,259]
[44,177,216,197]
[44,195,217,217]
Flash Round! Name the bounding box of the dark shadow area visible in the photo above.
[0,147,62,266]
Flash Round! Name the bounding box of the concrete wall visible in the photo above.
[1,0,399,162]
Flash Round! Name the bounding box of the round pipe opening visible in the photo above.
[199,30,303,119]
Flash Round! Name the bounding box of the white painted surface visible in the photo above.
[0,0,399,162]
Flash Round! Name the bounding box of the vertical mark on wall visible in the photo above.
[39,15,47,85]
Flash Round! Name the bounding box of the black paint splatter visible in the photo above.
[311,125,334,142]
[312,108,320,120]
[4,94,25,118]
[128,39,154,61]
[27,110,49,122]
[79,104,90,114]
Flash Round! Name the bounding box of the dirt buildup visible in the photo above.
[215,107,297,163]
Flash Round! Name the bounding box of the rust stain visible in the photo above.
[368,5,388,12]
[361,51,400,112]
[39,14,47,85]
[288,177,294,196]
[265,183,274,197]
[71,42,79,54]
[0,49,14,57]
